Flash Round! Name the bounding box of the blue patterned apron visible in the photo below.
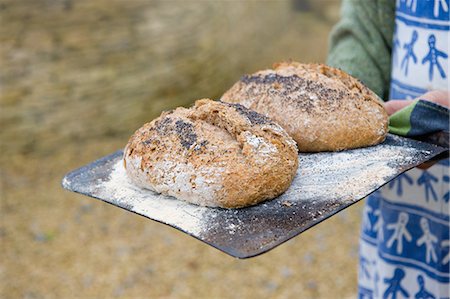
[358,1,450,298]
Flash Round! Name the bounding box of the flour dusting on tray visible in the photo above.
[98,160,210,236]
[281,144,418,203]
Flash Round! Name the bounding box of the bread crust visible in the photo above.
[124,99,298,208]
[221,62,389,152]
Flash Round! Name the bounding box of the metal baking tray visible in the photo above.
[62,134,447,258]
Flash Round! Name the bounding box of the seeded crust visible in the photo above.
[221,62,389,152]
[124,99,298,208]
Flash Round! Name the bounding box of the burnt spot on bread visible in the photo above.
[175,120,197,149]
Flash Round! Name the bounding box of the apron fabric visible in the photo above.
[358,1,450,298]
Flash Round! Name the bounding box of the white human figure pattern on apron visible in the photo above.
[416,218,439,263]
[432,0,449,17]
[400,0,449,16]
[386,212,413,254]
[358,1,450,298]
[373,209,385,242]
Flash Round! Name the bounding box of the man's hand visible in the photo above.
[384,90,449,116]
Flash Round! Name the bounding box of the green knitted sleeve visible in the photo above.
[327,0,396,101]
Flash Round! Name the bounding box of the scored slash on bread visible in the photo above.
[221,62,389,152]
[124,99,298,208]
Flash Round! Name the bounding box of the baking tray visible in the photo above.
[62,134,447,258]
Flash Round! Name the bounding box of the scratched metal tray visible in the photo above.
[62,134,446,258]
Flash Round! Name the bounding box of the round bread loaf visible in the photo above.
[124,99,298,208]
[221,62,389,152]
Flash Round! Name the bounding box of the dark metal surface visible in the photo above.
[62,134,447,258]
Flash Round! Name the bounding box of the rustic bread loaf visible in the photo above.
[124,99,298,208]
[221,62,389,152]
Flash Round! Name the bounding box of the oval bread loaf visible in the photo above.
[221,62,389,152]
[124,99,298,208]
